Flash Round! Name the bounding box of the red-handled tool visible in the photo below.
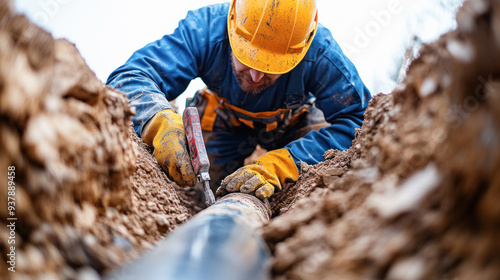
[183,107,216,206]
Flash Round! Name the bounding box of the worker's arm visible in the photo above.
[106,7,216,137]
[217,104,365,200]
[285,43,372,168]
[106,5,227,187]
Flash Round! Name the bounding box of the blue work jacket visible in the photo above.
[107,3,372,170]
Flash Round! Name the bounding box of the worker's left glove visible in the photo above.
[217,148,299,200]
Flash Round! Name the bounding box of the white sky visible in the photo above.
[15,0,463,111]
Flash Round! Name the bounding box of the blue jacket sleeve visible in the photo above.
[285,42,372,168]
[106,9,209,136]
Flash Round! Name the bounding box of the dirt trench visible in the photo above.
[1,0,500,279]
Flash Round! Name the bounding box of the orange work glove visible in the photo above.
[217,148,299,200]
[142,109,197,188]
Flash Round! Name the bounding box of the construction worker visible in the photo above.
[107,0,372,200]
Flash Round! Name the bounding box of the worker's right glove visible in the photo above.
[216,148,299,200]
[142,109,197,188]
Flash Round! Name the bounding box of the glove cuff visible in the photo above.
[255,148,299,190]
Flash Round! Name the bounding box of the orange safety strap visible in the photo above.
[200,90,220,131]
[198,89,309,133]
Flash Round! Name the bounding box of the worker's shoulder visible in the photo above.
[303,23,343,62]
[180,3,229,45]
[183,3,229,36]
[186,2,230,20]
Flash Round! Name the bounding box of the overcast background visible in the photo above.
[15,0,464,111]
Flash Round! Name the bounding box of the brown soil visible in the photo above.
[264,0,500,279]
[0,3,195,279]
[1,0,500,279]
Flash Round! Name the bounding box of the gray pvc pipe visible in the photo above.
[106,193,272,280]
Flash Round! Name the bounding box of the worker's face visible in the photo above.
[231,53,281,94]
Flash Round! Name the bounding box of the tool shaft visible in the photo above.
[183,107,215,206]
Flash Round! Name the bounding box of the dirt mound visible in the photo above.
[0,4,193,279]
[264,0,500,279]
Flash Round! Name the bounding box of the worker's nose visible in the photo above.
[249,69,265,83]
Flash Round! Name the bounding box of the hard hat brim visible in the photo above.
[229,30,310,75]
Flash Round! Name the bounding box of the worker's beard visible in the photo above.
[231,55,278,94]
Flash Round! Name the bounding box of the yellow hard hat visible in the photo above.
[228,0,318,74]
